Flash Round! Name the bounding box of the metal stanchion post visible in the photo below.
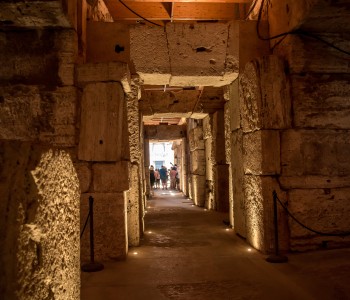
[266,191,288,263]
[81,196,104,272]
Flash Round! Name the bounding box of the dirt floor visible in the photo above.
[81,189,350,300]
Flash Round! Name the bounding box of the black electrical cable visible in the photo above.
[256,0,350,56]
[80,211,90,239]
[275,193,350,237]
[119,0,162,27]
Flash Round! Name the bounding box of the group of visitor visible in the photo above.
[149,164,180,190]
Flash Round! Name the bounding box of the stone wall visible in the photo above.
[0,15,81,300]
[273,33,350,251]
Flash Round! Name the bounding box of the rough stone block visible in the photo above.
[205,138,214,181]
[240,55,292,132]
[281,129,350,176]
[92,161,130,192]
[126,164,141,247]
[231,130,246,237]
[291,74,350,129]
[130,25,170,75]
[244,175,288,253]
[213,110,226,163]
[274,34,350,74]
[166,23,229,76]
[243,130,280,175]
[280,175,350,190]
[191,149,206,175]
[189,127,204,151]
[0,85,77,146]
[288,188,350,251]
[192,175,206,207]
[78,82,130,161]
[74,163,91,193]
[145,125,186,140]
[75,62,131,93]
[80,192,127,261]
[225,80,240,131]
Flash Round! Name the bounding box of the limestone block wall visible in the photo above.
[0,20,81,300]
[76,63,131,261]
[238,55,290,253]
[273,32,350,251]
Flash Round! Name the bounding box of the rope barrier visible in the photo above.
[274,191,350,237]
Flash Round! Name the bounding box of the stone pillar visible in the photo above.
[203,115,215,209]
[144,139,151,198]
[188,122,206,207]
[0,20,80,299]
[239,55,291,253]
[181,137,188,195]
[76,63,131,261]
[125,79,143,247]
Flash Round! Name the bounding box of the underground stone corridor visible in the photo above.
[81,190,350,300]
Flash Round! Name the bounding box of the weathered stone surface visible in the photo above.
[0,28,75,86]
[231,130,246,237]
[78,82,129,161]
[244,175,288,253]
[189,127,204,151]
[288,188,350,251]
[191,175,206,207]
[291,74,350,129]
[86,21,130,64]
[81,192,127,261]
[126,164,141,247]
[130,24,170,75]
[243,130,280,175]
[144,124,186,140]
[240,55,292,132]
[279,175,350,189]
[225,80,240,131]
[76,62,131,93]
[274,34,350,74]
[281,129,350,176]
[0,141,80,300]
[74,162,91,193]
[92,161,130,192]
[0,85,77,146]
[166,23,229,76]
[191,149,206,176]
[0,2,71,28]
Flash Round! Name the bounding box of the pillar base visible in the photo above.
[81,262,104,272]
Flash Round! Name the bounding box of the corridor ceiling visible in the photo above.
[104,0,253,25]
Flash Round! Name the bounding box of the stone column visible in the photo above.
[188,122,206,207]
[144,139,151,198]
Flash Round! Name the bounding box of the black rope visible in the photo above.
[80,211,90,239]
[256,0,350,56]
[274,192,350,237]
[118,0,163,27]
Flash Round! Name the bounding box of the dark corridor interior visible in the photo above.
[81,190,350,300]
